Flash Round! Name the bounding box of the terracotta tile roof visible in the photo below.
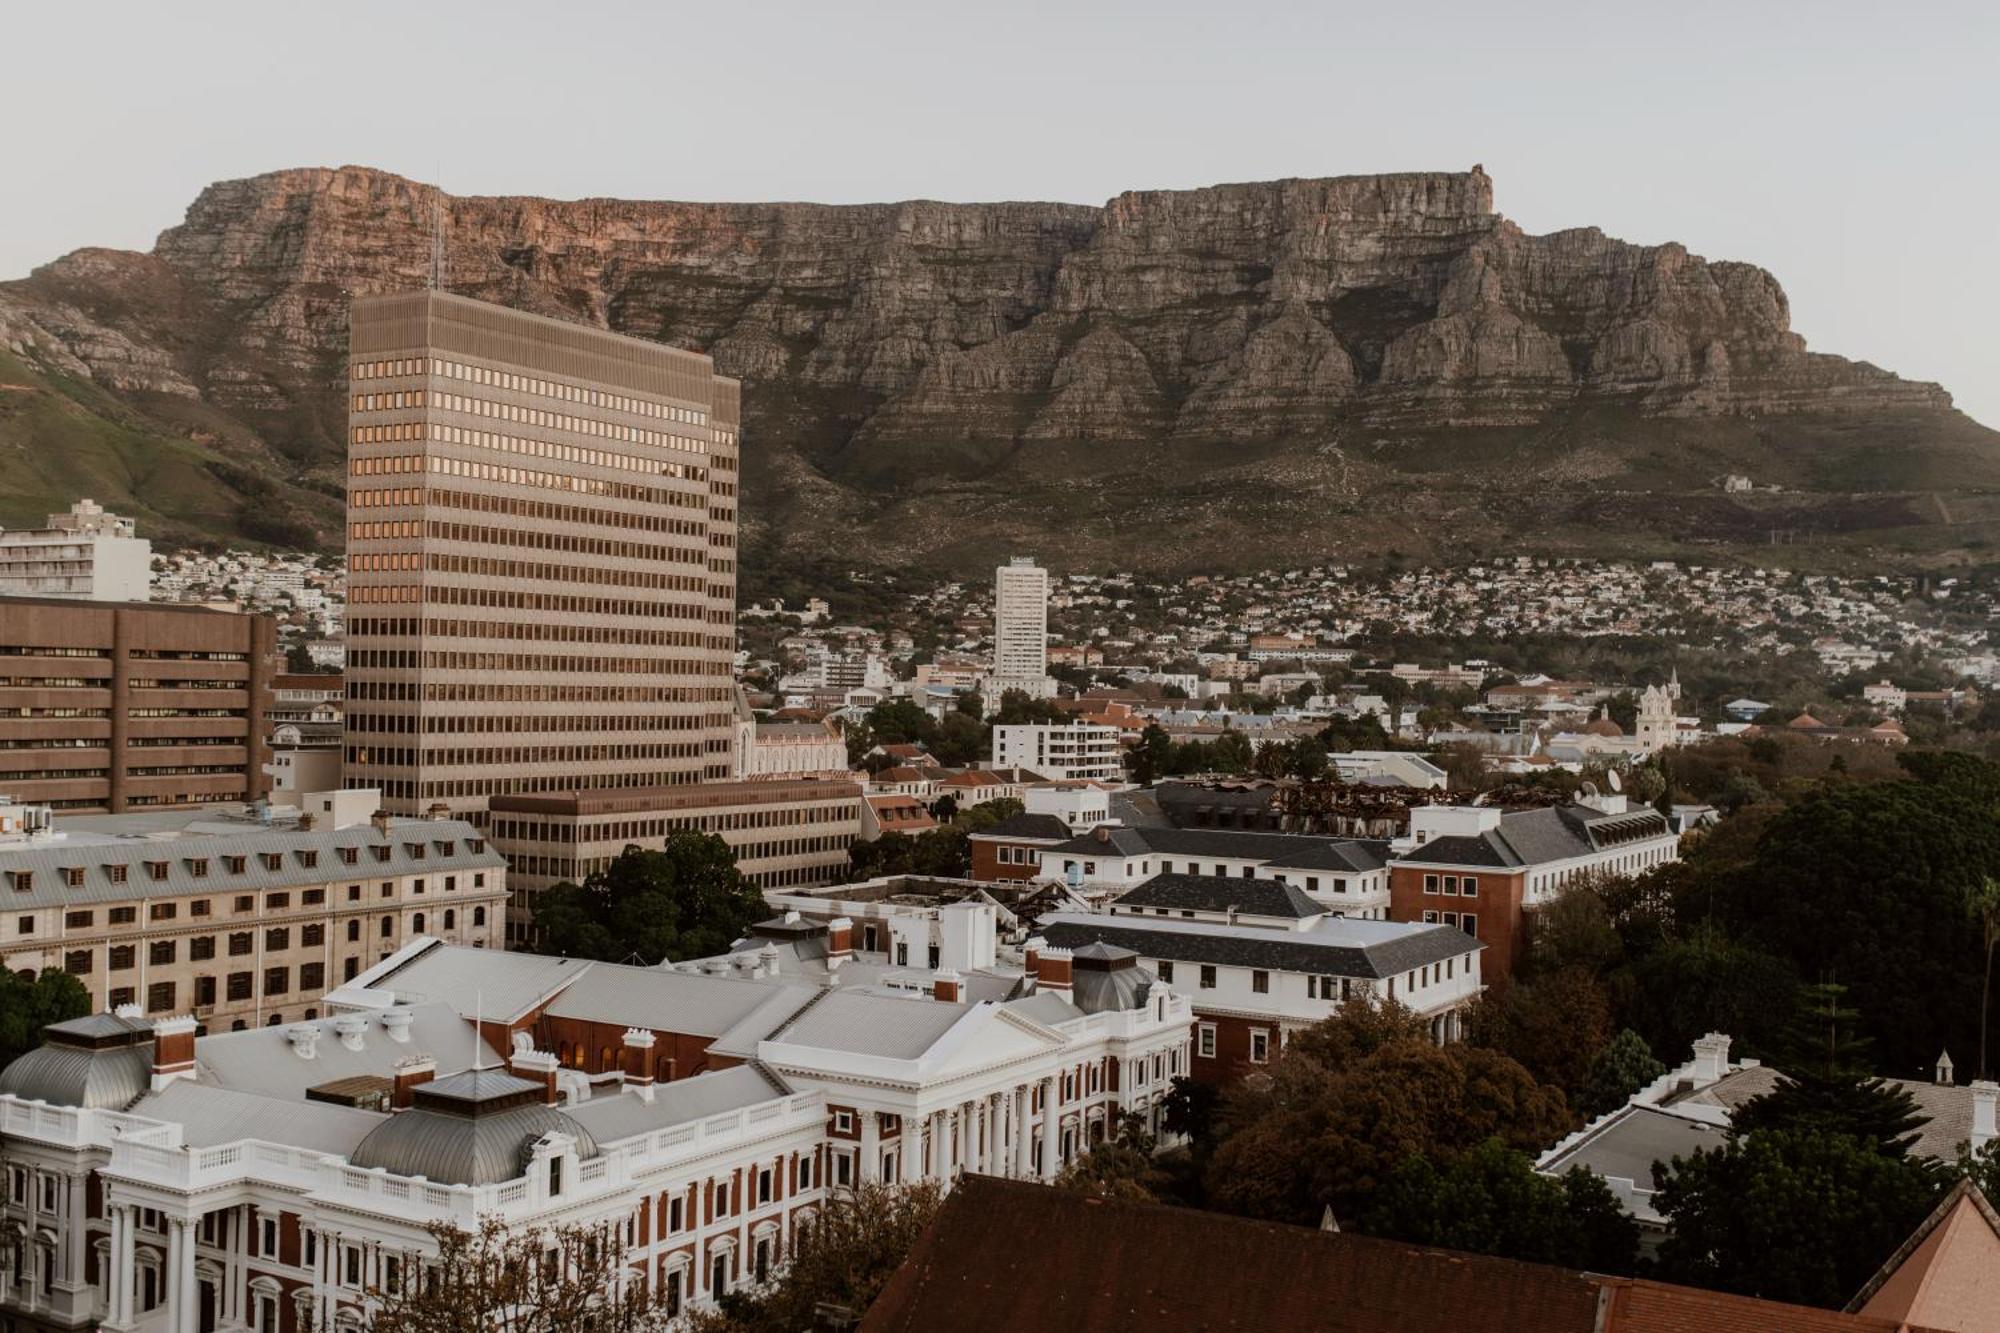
[861,1176,1602,1333]
[861,1177,1955,1333]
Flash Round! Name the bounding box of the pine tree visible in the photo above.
[1734,981,1929,1157]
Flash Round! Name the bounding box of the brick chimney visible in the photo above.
[511,1049,561,1105]
[932,968,962,1003]
[392,1054,436,1109]
[827,916,854,968]
[623,1028,657,1103]
[1690,1032,1732,1086]
[1035,946,1073,996]
[1024,936,1044,978]
[371,808,393,838]
[150,1014,198,1091]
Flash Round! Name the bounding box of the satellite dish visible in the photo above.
[1607,769,1623,793]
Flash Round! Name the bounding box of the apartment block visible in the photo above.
[990,722,1122,783]
[342,290,741,820]
[0,596,277,813]
[0,500,153,602]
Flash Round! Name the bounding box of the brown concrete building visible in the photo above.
[0,793,506,1029]
[342,290,741,820]
[487,777,864,943]
[0,596,277,813]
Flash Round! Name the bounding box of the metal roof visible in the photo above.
[1395,806,1673,870]
[767,990,972,1060]
[193,1001,499,1100]
[566,1064,793,1144]
[130,1081,385,1154]
[0,1041,151,1110]
[366,943,590,1023]
[1039,911,1480,981]
[544,963,814,1038]
[349,1090,599,1187]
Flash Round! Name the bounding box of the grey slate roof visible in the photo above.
[1671,1064,1978,1163]
[969,813,1073,842]
[1039,911,1480,980]
[1539,1106,1728,1214]
[1395,805,1672,870]
[0,816,503,908]
[1263,839,1391,873]
[1112,874,1326,920]
[1046,825,1366,864]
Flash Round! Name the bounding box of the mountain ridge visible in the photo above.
[1,164,1994,572]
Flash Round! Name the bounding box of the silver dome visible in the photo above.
[348,1068,600,1186]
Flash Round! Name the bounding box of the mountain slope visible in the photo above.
[2,164,1994,571]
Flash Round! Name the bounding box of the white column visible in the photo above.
[957,1101,975,1174]
[900,1119,921,1185]
[168,1215,196,1333]
[928,1110,947,1179]
[859,1110,881,1184]
[107,1204,132,1327]
[64,1174,87,1293]
[1039,1077,1060,1180]
[1013,1086,1032,1177]
[988,1093,1005,1173]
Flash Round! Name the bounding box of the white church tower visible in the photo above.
[1634,668,1681,752]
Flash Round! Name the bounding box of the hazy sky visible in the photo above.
[9,0,1995,424]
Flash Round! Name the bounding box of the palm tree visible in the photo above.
[1971,877,2000,1080]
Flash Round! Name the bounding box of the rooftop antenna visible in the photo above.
[472,988,483,1071]
[429,171,446,292]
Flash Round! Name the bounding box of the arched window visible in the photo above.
[412,914,425,934]
[598,1045,614,1071]
[380,916,394,938]
[346,920,360,942]
[443,909,456,930]
[473,906,486,927]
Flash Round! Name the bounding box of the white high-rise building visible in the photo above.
[991,556,1055,701]
[0,500,152,601]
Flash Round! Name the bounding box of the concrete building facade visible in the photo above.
[342,291,741,820]
[0,597,277,813]
[0,501,153,603]
[989,557,1053,700]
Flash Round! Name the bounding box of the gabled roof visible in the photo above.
[1113,873,1325,920]
[1847,1179,2000,1327]
[1396,805,1671,870]
[1040,911,1479,980]
[967,813,1073,843]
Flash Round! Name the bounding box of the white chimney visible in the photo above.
[286,1023,320,1060]
[1690,1032,1732,1086]
[1972,1081,1998,1152]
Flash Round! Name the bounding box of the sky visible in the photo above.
[8,0,1996,425]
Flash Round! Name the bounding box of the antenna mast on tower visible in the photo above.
[430,177,446,291]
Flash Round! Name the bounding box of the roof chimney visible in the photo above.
[827,916,854,968]
[623,1028,656,1103]
[426,801,450,822]
[932,968,962,1003]
[391,1054,436,1109]
[1973,1081,1998,1153]
[371,808,393,838]
[150,1014,197,1091]
[296,811,316,832]
[511,1049,561,1106]
[1035,946,1073,995]
[1690,1032,1732,1085]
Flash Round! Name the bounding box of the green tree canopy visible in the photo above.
[533,833,765,964]
[1652,1130,1946,1309]
[0,968,92,1071]
[1361,1138,1639,1273]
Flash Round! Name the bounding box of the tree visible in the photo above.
[533,833,765,964]
[1652,1130,1945,1309]
[1362,1138,1639,1272]
[1056,1112,1176,1203]
[1201,998,1571,1225]
[1131,724,1175,784]
[1732,983,1930,1157]
[688,1181,943,1333]
[1971,876,2000,1080]
[1470,967,1612,1101]
[1579,1029,1667,1118]
[0,968,92,1071]
[338,1216,672,1332]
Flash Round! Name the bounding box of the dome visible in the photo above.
[348,1068,599,1186]
[0,1013,155,1110]
[1069,942,1154,1016]
[1583,713,1624,738]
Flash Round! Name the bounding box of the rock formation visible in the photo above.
[0,164,1989,569]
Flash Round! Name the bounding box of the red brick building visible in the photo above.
[966,812,1073,882]
[1388,797,1679,987]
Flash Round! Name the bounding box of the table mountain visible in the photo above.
[3,164,1993,571]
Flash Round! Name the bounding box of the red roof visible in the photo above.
[861,1178,1949,1333]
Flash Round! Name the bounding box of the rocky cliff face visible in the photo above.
[0,164,1987,569]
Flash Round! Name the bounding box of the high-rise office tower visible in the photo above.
[990,556,1054,701]
[343,291,741,818]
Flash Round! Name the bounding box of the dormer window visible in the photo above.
[106,864,128,884]
[260,853,283,872]
[63,867,84,888]
[404,843,426,860]
[297,850,319,869]
[339,847,358,866]
[466,839,484,854]
[145,861,169,882]
[8,871,31,893]
[224,855,247,875]
[187,859,208,878]
[433,840,454,857]
[370,846,392,863]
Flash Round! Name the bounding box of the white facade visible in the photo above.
[0,500,153,602]
[1023,784,1111,832]
[989,557,1054,699]
[992,723,1122,783]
